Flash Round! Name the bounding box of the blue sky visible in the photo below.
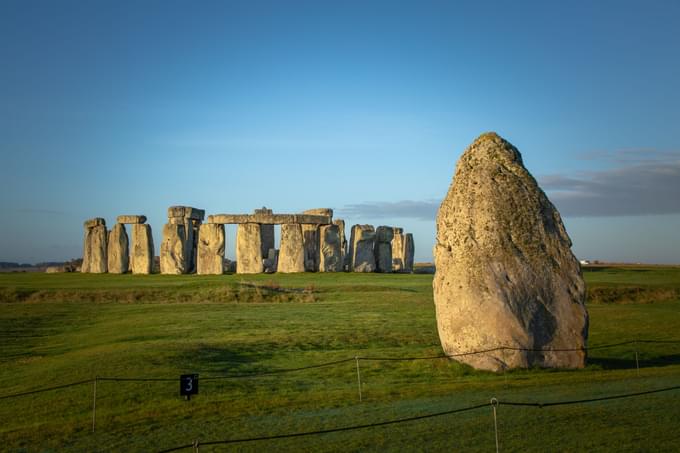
[1,0,679,264]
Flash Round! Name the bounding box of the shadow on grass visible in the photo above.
[588,354,680,370]
[176,344,276,375]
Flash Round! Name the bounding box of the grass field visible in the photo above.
[1,267,679,452]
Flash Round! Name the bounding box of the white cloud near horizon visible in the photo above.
[339,151,680,219]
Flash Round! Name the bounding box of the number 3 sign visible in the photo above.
[180,374,199,400]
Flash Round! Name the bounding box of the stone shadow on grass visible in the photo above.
[588,353,680,370]
[175,344,277,375]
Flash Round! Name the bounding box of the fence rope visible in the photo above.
[157,384,680,452]
[2,339,678,400]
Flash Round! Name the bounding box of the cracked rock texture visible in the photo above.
[433,132,588,371]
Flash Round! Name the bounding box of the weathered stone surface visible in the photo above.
[131,224,154,274]
[236,223,263,274]
[116,215,146,224]
[82,224,107,273]
[45,266,66,273]
[319,224,341,272]
[433,132,588,371]
[160,223,188,274]
[303,208,333,219]
[84,217,106,229]
[404,233,414,272]
[348,225,376,272]
[186,220,200,274]
[374,226,394,273]
[278,223,305,273]
[260,224,275,259]
[301,224,319,272]
[167,206,205,220]
[208,213,331,225]
[392,228,405,272]
[197,223,225,275]
[107,224,129,274]
[263,248,279,273]
[333,219,347,270]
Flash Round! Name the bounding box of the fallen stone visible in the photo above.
[82,224,107,273]
[375,226,394,273]
[197,223,225,275]
[107,223,129,274]
[116,215,147,224]
[160,223,188,274]
[349,225,376,272]
[319,224,341,272]
[278,223,305,273]
[131,224,154,274]
[433,132,588,371]
[236,223,263,274]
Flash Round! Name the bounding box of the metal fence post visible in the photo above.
[491,397,499,453]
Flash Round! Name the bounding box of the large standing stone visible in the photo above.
[197,223,225,275]
[131,224,154,274]
[334,219,348,270]
[392,228,405,271]
[107,223,129,274]
[82,219,107,273]
[348,225,376,272]
[300,209,333,272]
[433,132,588,371]
[254,208,275,258]
[160,223,188,274]
[278,223,305,273]
[236,223,263,274]
[167,206,204,274]
[374,226,394,273]
[404,233,414,273]
[319,224,341,272]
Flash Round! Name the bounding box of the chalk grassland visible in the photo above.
[0,267,679,452]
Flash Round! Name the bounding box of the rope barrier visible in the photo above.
[1,338,678,400]
[157,385,680,452]
[156,403,491,452]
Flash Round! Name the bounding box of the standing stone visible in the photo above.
[392,228,406,272]
[319,224,341,272]
[374,226,394,273]
[404,233,415,273]
[334,219,348,270]
[254,208,275,258]
[82,218,108,273]
[197,223,225,275]
[278,223,305,273]
[166,206,204,274]
[301,209,333,272]
[348,225,376,272]
[236,223,263,274]
[160,223,188,274]
[107,223,129,274]
[433,132,588,371]
[131,224,154,274]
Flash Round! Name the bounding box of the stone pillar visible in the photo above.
[82,218,108,273]
[107,223,129,274]
[301,208,333,272]
[391,228,405,272]
[236,223,263,274]
[278,223,305,273]
[404,233,415,272]
[163,206,205,274]
[160,223,188,274]
[319,224,341,272]
[254,208,275,258]
[349,224,376,272]
[375,226,394,273]
[333,219,347,271]
[131,224,154,274]
[197,223,225,275]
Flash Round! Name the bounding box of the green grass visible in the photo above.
[1,266,679,452]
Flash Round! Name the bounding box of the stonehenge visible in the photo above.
[82,206,414,275]
[81,215,153,274]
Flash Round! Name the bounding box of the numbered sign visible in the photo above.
[180,374,199,400]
